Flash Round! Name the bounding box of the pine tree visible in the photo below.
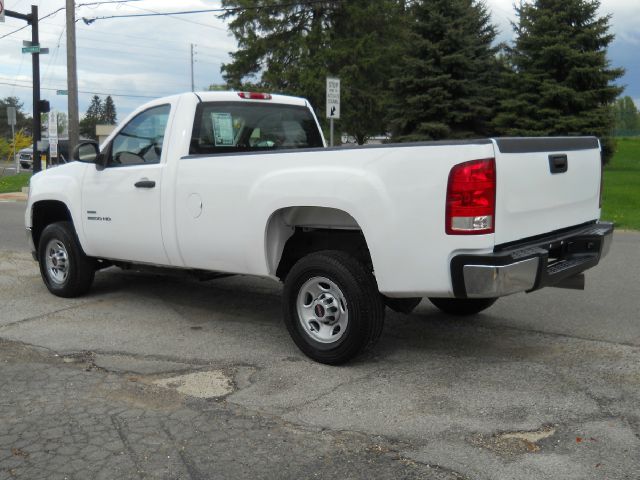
[79,95,104,140]
[388,0,501,141]
[102,96,117,125]
[86,95,103,120]
[220,0,405,144]
[493,0,623,161]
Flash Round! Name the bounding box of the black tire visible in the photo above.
[428,297,497,316]
[282,250,385,365]
[38,221,95,298]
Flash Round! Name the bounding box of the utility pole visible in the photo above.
[190,43,195,92]
[4,4,45,172]
[30,4,42,173]
[66,0,79,155]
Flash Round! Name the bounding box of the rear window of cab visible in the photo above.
[189,101,324,155]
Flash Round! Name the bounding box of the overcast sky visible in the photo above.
[0,0,638,124]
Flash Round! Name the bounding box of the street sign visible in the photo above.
[0,0,5,23]
[21,45,48,54]
[326,77,341,120]
[56,90,68,96]
[7,106,16,126]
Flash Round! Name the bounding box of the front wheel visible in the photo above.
[282,250,385,365]
[38,221,95,298]
[428,297,497,316]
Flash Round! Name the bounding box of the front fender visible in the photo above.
[26,163,88,247]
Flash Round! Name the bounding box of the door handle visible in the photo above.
[134,179,156,188]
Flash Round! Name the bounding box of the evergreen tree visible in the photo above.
[388,0,501,141]
[79,95,104,140]
[102,96,117,125]
[493,0,623,161]
[220,0,404,144]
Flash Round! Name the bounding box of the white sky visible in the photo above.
[0,0,638,121]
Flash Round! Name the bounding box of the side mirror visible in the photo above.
[72,141,100,164]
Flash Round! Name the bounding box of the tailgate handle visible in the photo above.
[549,154,568,174]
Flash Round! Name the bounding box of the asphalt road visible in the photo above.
[0,201,638,479]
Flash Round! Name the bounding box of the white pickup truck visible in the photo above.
[25,91,613,364]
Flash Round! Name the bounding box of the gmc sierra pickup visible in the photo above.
[25,91,613,364]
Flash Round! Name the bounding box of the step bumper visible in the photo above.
[451,222,614,298]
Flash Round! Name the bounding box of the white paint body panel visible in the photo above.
[25,92,603,298]
[493,142,601,245]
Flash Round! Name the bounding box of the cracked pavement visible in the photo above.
[0,202,639,479]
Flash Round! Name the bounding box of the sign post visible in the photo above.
[326,77,340,147]
[48,111,58,163]
[7,106,16,171]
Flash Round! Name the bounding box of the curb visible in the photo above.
[0,192,28,202]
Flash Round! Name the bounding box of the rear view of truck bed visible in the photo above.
[492,137,602,245]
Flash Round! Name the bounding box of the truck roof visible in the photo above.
[193,91,309,107]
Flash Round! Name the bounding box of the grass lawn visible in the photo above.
[0,172,31,194]
[601,137,640,230]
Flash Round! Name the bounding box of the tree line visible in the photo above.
[613,96,640,135]
[218,0,625,161]
[80,95,118,140]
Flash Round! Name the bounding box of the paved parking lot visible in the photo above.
[0,201,639,479]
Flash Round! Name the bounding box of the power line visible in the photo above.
[0,1,142,40]
[81,0,343,24]
[0,79,176,99]
[123,3,227,32]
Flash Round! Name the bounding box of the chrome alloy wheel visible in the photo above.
[45,239,70,285]
[296,276,349,344]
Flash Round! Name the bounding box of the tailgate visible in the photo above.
[492,137,602,245]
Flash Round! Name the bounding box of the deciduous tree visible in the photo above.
[613,96,639,134]
[0,97,31,139]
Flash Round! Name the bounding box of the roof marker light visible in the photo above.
[238,92,272,100]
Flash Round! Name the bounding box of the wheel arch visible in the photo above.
[264,206,373,280]
[30,200,75,254]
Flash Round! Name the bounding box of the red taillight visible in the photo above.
[237,92,272,100]
[446,158,496,235]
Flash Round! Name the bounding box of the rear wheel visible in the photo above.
[428,297,497,316]
[282,250,384,365]
[38,222,95,298]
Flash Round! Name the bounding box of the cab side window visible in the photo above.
[108,104,170,167]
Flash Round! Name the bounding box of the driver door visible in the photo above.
[81,104,171,265]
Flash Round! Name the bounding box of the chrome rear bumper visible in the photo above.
[451,222,614,298]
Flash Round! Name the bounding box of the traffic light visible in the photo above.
[38,99,50,114]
